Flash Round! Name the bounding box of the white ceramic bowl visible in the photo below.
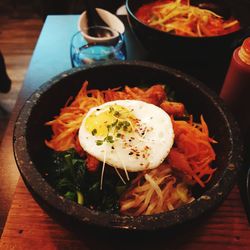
[78,8,125,44]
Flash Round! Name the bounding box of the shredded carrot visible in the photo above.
[45,82,166,152]
[45,81,105,151]
[169,116,216,187]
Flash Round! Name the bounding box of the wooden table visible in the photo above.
[1,15,250,249]
[0,178,250,250]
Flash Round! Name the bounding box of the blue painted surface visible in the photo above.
[24,15,79,91]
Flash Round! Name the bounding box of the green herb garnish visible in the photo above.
[96,140,103,146]
[106,135,114,143]
[92,128,97,136]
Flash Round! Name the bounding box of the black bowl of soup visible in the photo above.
[13,61,242,231]
[126,0,246,63]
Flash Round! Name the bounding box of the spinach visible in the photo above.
[51,149,85,205]
[47,149,129,213]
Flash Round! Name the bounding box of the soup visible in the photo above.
[135,0,240,37]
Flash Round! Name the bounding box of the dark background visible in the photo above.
[0,0,250,27]
[0,0,125,19]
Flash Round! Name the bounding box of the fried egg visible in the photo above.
[78,100,174,172]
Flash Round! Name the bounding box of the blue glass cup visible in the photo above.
[70,26,126,67]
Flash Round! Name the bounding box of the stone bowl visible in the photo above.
[13,61,242,231]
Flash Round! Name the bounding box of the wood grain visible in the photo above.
[0,18,43,113]
[0,178,250,250]
[0,17,43,234]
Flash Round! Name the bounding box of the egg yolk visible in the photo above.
[85,104,136,138]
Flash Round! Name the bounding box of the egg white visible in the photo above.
[78,100,174,172]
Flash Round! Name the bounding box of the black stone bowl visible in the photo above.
[126,0,247,63]
[13,61,242,231]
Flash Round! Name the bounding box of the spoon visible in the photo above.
[84,0,114,37]
[191,0,231,19]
